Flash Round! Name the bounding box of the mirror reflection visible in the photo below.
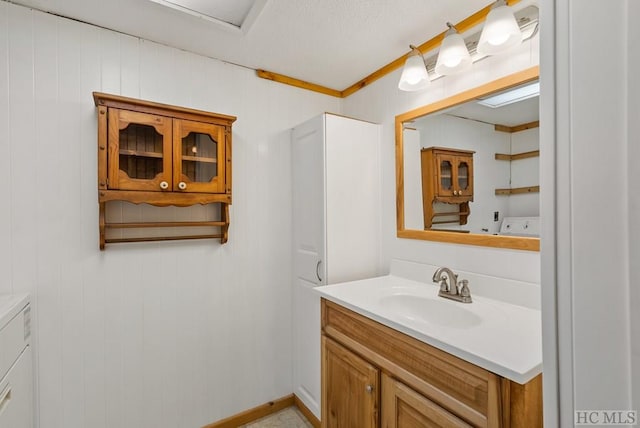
[396,68,540,250]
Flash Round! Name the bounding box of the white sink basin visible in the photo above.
[379,294,482,329]
[315,275,542,384]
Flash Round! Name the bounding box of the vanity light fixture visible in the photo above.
[398,45,430,92]
[397,3,535,92]
[435,23,472,76]
[477,0,523,55]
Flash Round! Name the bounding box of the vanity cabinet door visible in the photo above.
[322,337,379,428]
[381,373,473,428]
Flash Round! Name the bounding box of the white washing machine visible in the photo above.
[498,216,540,237]
[0,294,32,428]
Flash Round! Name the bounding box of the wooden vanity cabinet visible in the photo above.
[321,299,542,428]
[421,147,474,229]
[93,92,236,248]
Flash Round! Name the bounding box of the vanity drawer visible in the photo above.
[321,299,499,427]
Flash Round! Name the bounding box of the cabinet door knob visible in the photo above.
[159,181,169,190]
[178,181,187,190]
[365,385,374,393]
[453,190,458,195]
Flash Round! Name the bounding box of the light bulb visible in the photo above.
[398,46,430,91]
[435,24,472,76]
[478,1,522,55]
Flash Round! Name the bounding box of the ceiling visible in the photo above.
[10,0,495,90]
[146,0,259,28]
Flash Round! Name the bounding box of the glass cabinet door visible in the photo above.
[108,109,172,191]
[173,119,226,193]
[436,155,455,197]
[457,160,469,194]
[455,157,473,197]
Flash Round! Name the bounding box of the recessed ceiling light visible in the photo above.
[477,81,539,108]
[147,0,267,34]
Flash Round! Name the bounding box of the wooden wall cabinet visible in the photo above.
[421,147,474,229]
[321,299,542,428]
[93,92,236,248]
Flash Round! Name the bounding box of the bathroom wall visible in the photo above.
[0,3,340,428]
[629,0,640,416]
[541,0,634,424]
[342,32,541,284]
[564,0,631,416]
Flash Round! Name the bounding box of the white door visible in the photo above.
[403,128,424,231]
[291,114,325,418]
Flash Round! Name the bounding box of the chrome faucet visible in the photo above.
[432,267,472,303]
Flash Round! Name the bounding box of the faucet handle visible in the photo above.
[437,277,449,292]
[459,279,472,300]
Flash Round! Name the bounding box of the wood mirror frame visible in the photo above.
[395,66,540,251]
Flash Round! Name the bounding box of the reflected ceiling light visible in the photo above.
[477,0,523,55]
[398,45,430,92]
[435,23,472,76]
[477,81,539,108]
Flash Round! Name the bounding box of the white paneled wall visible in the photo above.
[630,0,640,416]
[0,3,340,428]
[566,0,631,414]
[540,0,634,424]
[343,31,541,284]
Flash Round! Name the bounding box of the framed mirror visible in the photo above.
[395,66,540,251]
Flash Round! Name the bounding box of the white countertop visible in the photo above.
[315,275,542,384]
[0,293,30,331]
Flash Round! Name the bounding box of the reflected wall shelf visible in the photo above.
[495,186,540,195]
[494,150,539,161]
[494,149,540,196]
[94,92,236,249]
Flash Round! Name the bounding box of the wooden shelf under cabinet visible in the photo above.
[321,299,542,427]
[94,92,236,249]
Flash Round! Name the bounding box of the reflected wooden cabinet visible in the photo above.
[420,147,474,229]
[322,337,379,428]
[94,92,236,248]
[321,299,542,428]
